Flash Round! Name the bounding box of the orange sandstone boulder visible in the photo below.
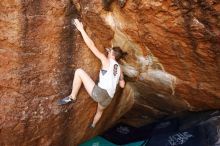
[0,0,219,145]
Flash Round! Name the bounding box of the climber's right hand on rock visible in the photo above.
[72,19,84,32]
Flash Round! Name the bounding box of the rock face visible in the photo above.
[0,0,219,145]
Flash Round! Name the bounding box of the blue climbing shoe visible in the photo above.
[89,123,95,129]
[58,96,75,105]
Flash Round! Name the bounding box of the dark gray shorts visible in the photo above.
[91,85,112,108]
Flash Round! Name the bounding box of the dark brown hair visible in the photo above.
[112,46,127,61]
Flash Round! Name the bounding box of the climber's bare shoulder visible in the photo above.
[99,53,109,68]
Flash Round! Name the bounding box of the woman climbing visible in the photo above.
[58,19,126,128]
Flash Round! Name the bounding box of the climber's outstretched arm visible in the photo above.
[73,19,108,64]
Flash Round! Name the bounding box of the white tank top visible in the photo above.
[98,59,121,98]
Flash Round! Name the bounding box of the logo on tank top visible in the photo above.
[113,64,118,76]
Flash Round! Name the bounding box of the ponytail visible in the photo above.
[112,47,128,61]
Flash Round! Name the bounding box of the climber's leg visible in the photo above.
[58,68,95,105]
[89,85,112,126]
[91,103,105,128]
[70,68,95,99]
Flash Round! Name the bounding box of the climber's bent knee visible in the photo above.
[75,68,83,74]
[91,85,112,108]
[75,68,95,96]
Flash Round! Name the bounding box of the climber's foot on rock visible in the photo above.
[58,95,76,105]
[89,123,95,129]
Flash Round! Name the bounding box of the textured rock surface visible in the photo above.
[0,0,220,145]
